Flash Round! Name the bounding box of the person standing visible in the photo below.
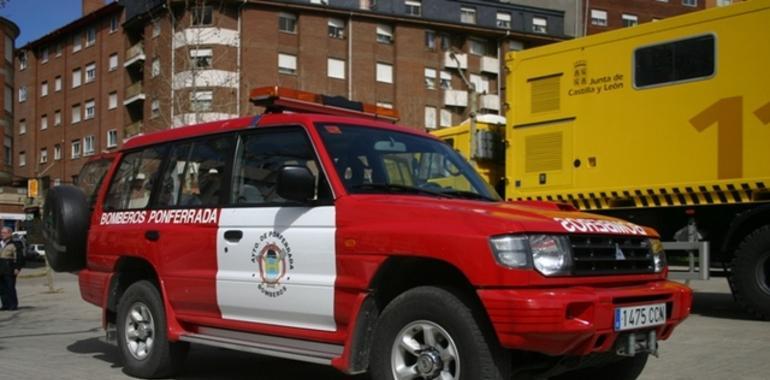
[0,226,20,311]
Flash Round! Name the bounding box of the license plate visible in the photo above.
[614,303,666,331]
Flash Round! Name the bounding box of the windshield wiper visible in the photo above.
[438,189,497,202]
[350,183,450,198]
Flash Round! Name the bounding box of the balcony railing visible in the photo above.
[444,52,468,70]
[124,42,146,68]
[124,121,143,138]
[444,90,468,107]
[124,82,145,105]
[480,56,500,75]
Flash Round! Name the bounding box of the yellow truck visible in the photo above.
[435,0,770,319]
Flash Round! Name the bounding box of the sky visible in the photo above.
[0,0,85,47]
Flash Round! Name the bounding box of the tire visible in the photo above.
[550,354,648,380]
[370,286,509,380]
[42,185,90,272]
[117,281,189,378]
[729,225,770,320]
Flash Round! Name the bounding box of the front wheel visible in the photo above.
[117,281,188,378]
[370,286,509,380]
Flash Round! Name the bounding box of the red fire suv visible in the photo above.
[44,87,692,380]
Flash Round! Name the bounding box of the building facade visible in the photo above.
[0,16,25,228]
[584,0,705,35]
[14,0,567,184]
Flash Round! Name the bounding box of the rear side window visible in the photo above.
[77,158,113,205]
[103,146,166,210]
[156,135,234,208]
[634,34,715,88]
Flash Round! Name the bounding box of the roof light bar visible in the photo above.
[249,86,399,122]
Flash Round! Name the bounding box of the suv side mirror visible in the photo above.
[276,165,316,203]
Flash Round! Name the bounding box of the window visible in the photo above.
[72,68,82,88]
[41,47,49,63]
[279,12,297,33]
[109,92,118,110]
[278,53,297,75]
[634,34,715,88]
[55,76,62,92]
[683,0,698,7]
[376,62,393,84]
[424,106,437,129]
[151,98,160,118]
[54,110,61,126]
[72,104,81,124]
[54,144,62,160]
[533,17,547,33]
[4,36,11,63]
[109,53,118,70]
[497,12,512,29]
[84,135,95,156]
[73,32,82,52]
[71,140,81,159]
[151,58,160,77]
[3,86,10,112]
[19,51,27,70]
[110,15,119,32]
[376,24,393,44]
[591,9,608,26]
[189,48,213,68]
[85,99,96,120]
[440,109,452,127]
[86,62,96,83]
[440,71,452,89]
[19,119,26,135]
[231,128,329,205]
[18,86,27,102]
[461,7,476,24]
[190,91,213,112]
[327,58,346,79]
[40,115,48,130]
[157,135,234,207]
[40,148,48,164]
[41,81,48,97]
[152,21,161,37]
[86,27,96,47]
[104,145,166,210]
[4,137,11,166]
[55,42,62,57]
[425,30,436,49]
[469,39,487,56]
[18,151,25,167]
[405,0,421,16]
[107,130,118,148]
[623,14,639,27]
[327,18,345,39]
[192,6,213,26]
[424,67,437,90]
[440,34,451,51]
[717,0,732,5]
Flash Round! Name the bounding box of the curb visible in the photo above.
[19,270,49,279]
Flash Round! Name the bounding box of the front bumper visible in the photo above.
[477,280,692,356]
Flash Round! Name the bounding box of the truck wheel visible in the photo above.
[730,226,770,320]
[550,354,648,380]
[42,185,90,272]
[370,286,509,380]
[117,281,188,378]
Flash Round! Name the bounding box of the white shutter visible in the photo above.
[440,109,452,127]
[190,48,213,58]
[497,12,511,22]
[278,53,297,71]
[376,63,393,84]
[327,58,346,79]
[533,17,547,26]
[424,106,437,129]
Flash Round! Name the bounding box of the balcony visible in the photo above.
[480,56,500,75]
[123,82,145,106]
[444,52,467,70]
[124,121,143,138]
[444,90,468,108]
[124,42,146,68]
[479,94,501,112]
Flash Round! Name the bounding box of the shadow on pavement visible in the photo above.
[690,291,759,321]
[67,337,123,369]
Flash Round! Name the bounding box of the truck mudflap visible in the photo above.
[477,280,692,356]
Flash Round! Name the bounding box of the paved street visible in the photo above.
[1,268,768,380]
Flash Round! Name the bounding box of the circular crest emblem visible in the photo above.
[251,231,294,297]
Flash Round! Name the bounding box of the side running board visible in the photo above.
[179,326,344,365]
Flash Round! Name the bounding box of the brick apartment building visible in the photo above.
[0,16,25,228]
[584,0,705,34]
[14,0,567,185]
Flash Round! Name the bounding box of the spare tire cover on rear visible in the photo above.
[43,185,90,272]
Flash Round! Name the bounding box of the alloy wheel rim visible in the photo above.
[390,320,460,380]
[756,251,770,295]
[124,302,155,361]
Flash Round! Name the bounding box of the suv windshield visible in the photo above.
[316,123,500,201]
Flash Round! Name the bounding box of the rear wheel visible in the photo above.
[370,286,509,380]
[117,281,188,378]
[729,225,770,320]
[550,354,648,380]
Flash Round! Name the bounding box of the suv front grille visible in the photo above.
[570,236,655,276]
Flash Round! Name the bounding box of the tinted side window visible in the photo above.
[156,135,234,208]
[104,146,166,210]
[77,158,113,206]
[635,35,715,88]
[231,128,331,205]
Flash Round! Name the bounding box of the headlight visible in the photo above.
[650,238,667,273]
[489,234,572,276]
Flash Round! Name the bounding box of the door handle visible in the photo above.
[145,230,160,242]
[224,230,243,242]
